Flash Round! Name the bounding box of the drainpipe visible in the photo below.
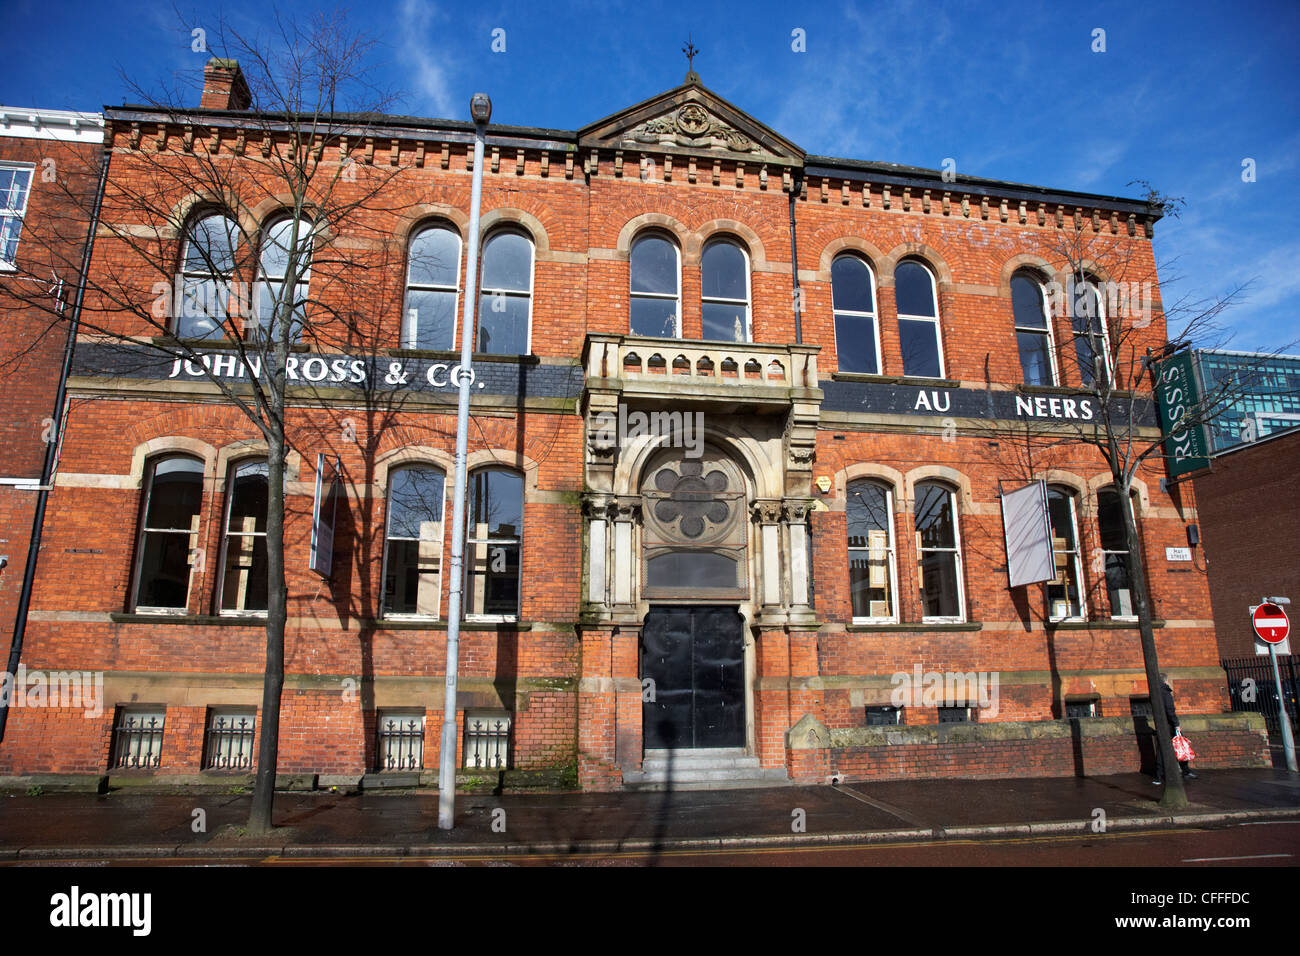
[788,169,804,343]
[0,142,111,742]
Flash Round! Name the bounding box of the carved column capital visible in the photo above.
[750,498,784,524]
[782,498,815,524]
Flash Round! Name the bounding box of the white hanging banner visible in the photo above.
[310,453,340,577]
[1000,479,1055,588]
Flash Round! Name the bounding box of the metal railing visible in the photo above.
[204,713,255,770]
[1222,655,1298,733]
[377,715,424,771]
[464,716,510,770]
[111,712,164,770]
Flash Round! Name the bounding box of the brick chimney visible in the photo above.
[200,58,251,110]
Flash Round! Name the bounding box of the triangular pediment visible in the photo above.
[578,80,804,166]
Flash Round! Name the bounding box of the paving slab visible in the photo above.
[0,769,1294,856]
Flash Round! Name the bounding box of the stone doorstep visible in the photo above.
[624,747,791,791]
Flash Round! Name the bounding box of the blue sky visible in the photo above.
[5,0,1298,350]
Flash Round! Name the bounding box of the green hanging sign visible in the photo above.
[1155,351,1211,478]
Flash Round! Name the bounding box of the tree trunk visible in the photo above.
[248,424,289,833]
[1118,474,1188,809]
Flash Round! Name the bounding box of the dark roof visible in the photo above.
[105,101,1160,216]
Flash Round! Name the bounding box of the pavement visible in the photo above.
[0,767,1298,860]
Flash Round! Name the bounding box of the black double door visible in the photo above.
[641,605,745,749]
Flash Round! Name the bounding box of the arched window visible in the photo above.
[847,479,896,620]
[895,260,943,378]
[478,230,533,354]
[833,255,880,374]
[253,217,312,343]
[1072,277,1111,386]
[382,466,446,617]
[1012,271,1056,386]
[629,233,680,338]
[402,223,461,351]
[914,480,963,621]
[133,455,205,612]
[700,238,750,342]
[1047,486,1083,620]
[177,212,240,340]
[1096,488,1136,618]
[219,459,268,614]
[466,468,523,618]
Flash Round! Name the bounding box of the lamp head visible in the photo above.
[470,93,492,124]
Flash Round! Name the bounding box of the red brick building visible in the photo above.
[1196,427,1300,659]
[0,63,1267,790]
[0,107,104,680]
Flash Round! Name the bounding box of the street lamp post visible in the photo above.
[438,91,491,830]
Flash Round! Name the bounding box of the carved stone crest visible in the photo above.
[628,105,756,153]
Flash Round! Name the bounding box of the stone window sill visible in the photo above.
[110,612,266,626]
[847,621,982,632]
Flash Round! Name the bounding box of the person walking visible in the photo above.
[1154,673,1197,784]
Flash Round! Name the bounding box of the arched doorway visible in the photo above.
[638,448,749,751]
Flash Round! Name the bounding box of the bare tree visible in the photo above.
[978,190,1293,808]
[0,11,424,833]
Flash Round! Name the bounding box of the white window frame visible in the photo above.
[1012,272,1058,386]
[0,162,34,271]
[402,223,462,351]
[380,465,447,621]
[629,232,681,338]
[131,454,204,616]
[895,260,945,379]
[217,458,269,618]
[1073,278,1113,387]
[1096,487,1138,621]
[847,479,899,624]
[477,228,534,355]
[464,467,523,623]
[700,238,752,343]
[177,212,240,340]
[832,254,882,375]
[915,481,965,623]
[1046,486,1086,622]
[253,216,313,343]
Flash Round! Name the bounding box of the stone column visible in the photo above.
[609,496,641,608]
[581,494,612,607]
[783,498,814,618]
[751,499,784,609]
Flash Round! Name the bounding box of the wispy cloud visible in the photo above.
[395,0,457,118]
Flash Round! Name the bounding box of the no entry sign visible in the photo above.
[1253,602,1291,644]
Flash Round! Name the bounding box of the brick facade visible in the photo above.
[1195,429,1300,658]
[0,67,1261,789]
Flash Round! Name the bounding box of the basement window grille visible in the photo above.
[377,712,424,771]
[937,705,972,724]
[1065,699,1100,719]
[203,709,256,770]
[1129,697,1153,718]
[111,708,165,770]
[865,705,903,726]
[463,714,511,770]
